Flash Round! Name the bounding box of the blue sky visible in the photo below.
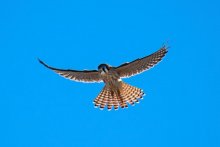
[0,0,220,147]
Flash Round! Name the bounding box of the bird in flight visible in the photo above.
[39,46,168,110]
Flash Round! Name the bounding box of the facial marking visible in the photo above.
[101,70,106,75]
[98,64,109,74]
[103,66,109,73]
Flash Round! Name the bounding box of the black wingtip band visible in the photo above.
[38,58,44,65]
[38,58,53,69]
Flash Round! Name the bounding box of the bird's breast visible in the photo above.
[101,70,120,84]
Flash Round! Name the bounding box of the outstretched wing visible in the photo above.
[115,46,168,78]
[38,59,102,83]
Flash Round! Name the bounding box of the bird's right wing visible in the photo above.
[115,46,168,78]
[38,59,102,83]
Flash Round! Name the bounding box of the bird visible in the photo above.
[38,46,168,110]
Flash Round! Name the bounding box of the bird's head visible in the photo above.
[98,64,110,74]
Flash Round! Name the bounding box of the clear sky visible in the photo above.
[0,0,219,147]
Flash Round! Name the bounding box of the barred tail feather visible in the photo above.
[121,82,144,105]
[93,82,144,111]
[93,86,119,110]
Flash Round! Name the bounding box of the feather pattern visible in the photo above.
[115,46,168,78]
[38,59,102,83]
[93,82,144,110]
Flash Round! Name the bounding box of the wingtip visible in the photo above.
[159,45,169,56]
[38,58,51,69]
[38,58,44,64]
[162,44,170,52]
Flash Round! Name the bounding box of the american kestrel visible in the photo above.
[39,46,168,110]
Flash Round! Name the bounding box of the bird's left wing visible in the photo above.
[38,59,102,83]
[115,46,168,78]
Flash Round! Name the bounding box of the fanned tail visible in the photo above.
[120,82,144,106]
[93,82,144,110]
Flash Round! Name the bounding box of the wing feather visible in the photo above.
[38,59,102,83]
[115,46,168,78]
